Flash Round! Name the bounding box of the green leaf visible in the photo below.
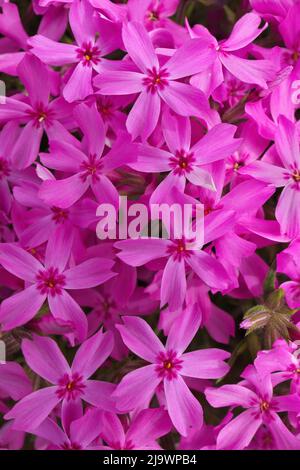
[263,269,276,297]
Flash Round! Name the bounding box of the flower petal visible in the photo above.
[216,409,262,450]
[0,286,46,331]
[205,384,258,408]
[83,380,117,412]
[48,290,88,343]
[94,71,144,95]
[28,34,77,66]
[5,387,60,432]
[186,251,229,290]
[0,243,42,281]
[181,349,230,379]
[113,365,160,412]
[22,335,70,384]
[122,21,158,73]
[39,174,89,209]
[64,258,115,289]
[116,316,165,363]
[275,115,300,168]
[276,183,300,239]
[164,375,203,436]
[72,330,114,379]
[159,81,218,127]
[126,90,161,141]
[63,62,93,103]
[221,13,267,51]
[165,38,216,79]
[161,256,186,311]
[115,238,169,266]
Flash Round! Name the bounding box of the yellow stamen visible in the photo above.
[67,382,73,391]
[260,401,270,412]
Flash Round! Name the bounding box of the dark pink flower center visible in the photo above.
[51,207,69,224]
[261,430,274,450]
[169,149,195,175]
[77,42,101,67]
[250,395,277,422]
[101,296,116,320]
[284,166,300,188]
[155,350,182,380]
[282,50,300,66]
[147,9,160,21]
[29,103,54,129]
[36,267,66,296]
[110,439,135,450]
[61,441,82,450]
[80,153,103,183]
[259,400,270,412]
[0,157,10,179]
[287,363,300,380]
[292,169,300,183]
[57,373,86,400]
[143,67,169,93]
[167,238,191,261]
[97,100,114,121]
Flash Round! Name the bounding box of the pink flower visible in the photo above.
[250,0,294,22]
[38,103,136,209]
[205,365,300,450]
[0,229,115,340]
[255,339,300,394]
[188,12,274,95]
[241,116,300,238]
[130,109,242,203]
[28,0,122,102]
[5,330,115,431]
[115,216,231,312]
[33,408,104,450]
[0,362,32,402]
[94,21,218,140]
[0,53,73,169]
[99,408,172,450]
[113,310,230,436]
[277,239,300,308]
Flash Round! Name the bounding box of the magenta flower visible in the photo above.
[28,0,122,102]
[113,311,230,436]
[205,365,300,450]
[5,330,116,431]
[32,407,104,450]
[13,180,97,249]
[115,207,235,312]
[127,0,180,33]
[278,3,300,66]
[188,12,274,95]
[0,229,115,340]
[0,3,28,75]
[94,21,218,140]
[249,0,293,21]
[130,110,242,202]
[0,122,25,214]
[241,116,300,238]
[277,239,300,309]
[255,340,300,394]
[1,0,300,452]
[0,362,32,403]
[0,53,74,169]
[99,408,172,450]
[39,103,136,209]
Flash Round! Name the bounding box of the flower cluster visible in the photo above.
[1,0,300,451]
